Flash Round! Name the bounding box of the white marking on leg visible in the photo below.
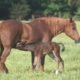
[52,51,57,59]
[34,56,37,66]
[55,70,59,75]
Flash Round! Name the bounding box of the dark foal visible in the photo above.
[16,42,64,74]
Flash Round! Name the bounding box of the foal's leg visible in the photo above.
[58,57,64,72]
[32,49,42,71]
[31,51,40,71]
[33,55,38,69]
[35,52,43,70]
[53,51,64,74]
[55,57,64,74]
[31,50,42,71]
[32,47,44,71]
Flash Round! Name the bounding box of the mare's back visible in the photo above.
[0,20,22,32]
[0,20,23,47]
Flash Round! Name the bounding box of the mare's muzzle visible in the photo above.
[75,39,80,44]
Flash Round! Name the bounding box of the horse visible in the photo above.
[24,17,80,71]
[16,41,64,74]
[0,16,80,73]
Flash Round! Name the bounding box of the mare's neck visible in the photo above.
[48,17,66,37]
[50,25,64,37]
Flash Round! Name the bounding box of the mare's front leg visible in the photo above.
[31,52,36,71]
[0,46,11,73]
[40,55,45,71]
[41,35,51,71]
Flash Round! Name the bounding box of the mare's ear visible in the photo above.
[69,17,73,22]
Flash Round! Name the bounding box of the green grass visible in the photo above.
[0,21,80,80]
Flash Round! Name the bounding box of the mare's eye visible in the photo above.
[72,27,76,30]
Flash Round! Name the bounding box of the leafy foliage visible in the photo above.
[0,0,80,19]
[10,0,30,20]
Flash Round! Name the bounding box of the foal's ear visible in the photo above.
[22,41,26,45]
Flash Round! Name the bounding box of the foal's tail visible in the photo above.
[58,43,65,52]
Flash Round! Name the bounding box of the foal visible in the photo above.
[16,42,64,74]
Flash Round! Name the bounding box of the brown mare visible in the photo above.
[0,17,80,73]
[16,41,64,74]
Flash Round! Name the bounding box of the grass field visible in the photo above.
[0,21,80,80]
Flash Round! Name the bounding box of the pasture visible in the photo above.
[0,21,80,80]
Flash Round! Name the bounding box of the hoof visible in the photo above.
[55,70,59,75]
[0,63,8,73]
[55,70,62,75]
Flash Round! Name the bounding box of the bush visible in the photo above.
[10,2,30,20]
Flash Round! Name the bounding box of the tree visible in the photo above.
[0,0,11,19]
[43,0,68,17]
[0,0,80,20]
[10,0,30,20]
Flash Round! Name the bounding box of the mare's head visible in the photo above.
[64,18,80,43]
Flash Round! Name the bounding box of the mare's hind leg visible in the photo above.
[0,46,11,73]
